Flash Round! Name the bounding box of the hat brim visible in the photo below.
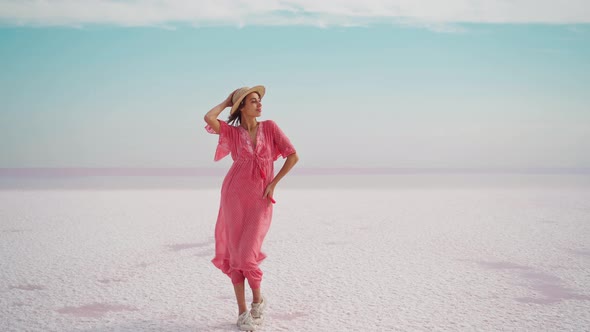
[230,85,266,115]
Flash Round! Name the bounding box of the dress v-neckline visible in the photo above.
[240,122,261,152]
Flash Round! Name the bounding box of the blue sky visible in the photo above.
[1,1,589,169]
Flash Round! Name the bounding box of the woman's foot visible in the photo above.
[250,295,266,324]
[236,310,256,331]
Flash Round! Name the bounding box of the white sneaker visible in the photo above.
[236,310,256,331]
[250,295,266,324]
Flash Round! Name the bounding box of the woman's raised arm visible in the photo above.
[204,90,235,134]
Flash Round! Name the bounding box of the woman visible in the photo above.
[204,85,299,331]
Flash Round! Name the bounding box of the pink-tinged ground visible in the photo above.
[56,303,139,318]
[1,179,589,331]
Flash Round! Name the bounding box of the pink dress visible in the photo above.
[205,119,296,289]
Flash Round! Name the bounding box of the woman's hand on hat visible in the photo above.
[223,89,237,108]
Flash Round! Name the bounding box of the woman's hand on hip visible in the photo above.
[263,183,276,204]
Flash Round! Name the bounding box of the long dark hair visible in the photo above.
[227,92,261,126]
[227,101,244,126]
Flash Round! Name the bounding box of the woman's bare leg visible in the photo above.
[252,288,261,304]
[233,282,248,314]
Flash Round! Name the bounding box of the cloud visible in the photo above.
[0,0,588,28]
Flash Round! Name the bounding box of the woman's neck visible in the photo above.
[241,117,258,131]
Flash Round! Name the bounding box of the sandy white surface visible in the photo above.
[1,182,590,331]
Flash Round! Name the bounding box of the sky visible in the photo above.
[1,1,589,170]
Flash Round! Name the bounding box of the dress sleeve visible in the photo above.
[269,120,296,161]
[204,120,232,161]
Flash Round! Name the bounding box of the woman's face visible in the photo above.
[240,92,262,118]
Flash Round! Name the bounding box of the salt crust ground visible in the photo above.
[1,185,590,331]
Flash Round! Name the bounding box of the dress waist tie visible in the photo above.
[254,155,267,180]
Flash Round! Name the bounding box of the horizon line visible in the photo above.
[1,167,590,177]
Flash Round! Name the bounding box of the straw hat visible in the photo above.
[230,85,266,115]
